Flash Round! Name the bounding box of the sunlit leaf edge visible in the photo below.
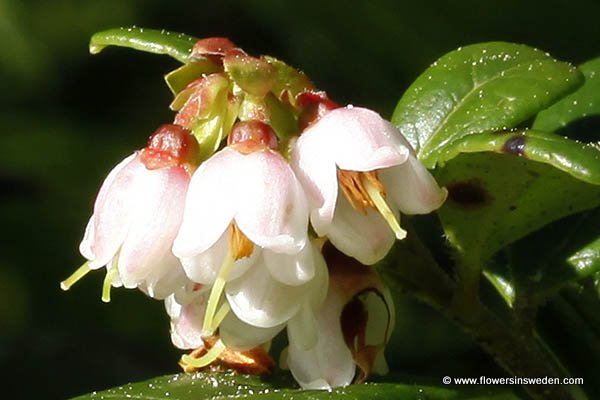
[438,130,600,185]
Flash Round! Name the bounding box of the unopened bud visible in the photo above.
[228,120,278,153]
[140,124,199,171]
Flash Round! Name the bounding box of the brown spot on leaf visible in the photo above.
[447,179,491,208]
[502,135,527,156]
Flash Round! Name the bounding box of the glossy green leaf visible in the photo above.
[90,27,198,63]
[533,57,600,133]
[74,371,520,400]
[434,131,600,265]
[391,42,583,167]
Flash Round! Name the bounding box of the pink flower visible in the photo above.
[284,246,395,390]
[173,121,326,340]
[68,124,198,299]
[292,106,447,265]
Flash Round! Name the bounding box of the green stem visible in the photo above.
[382,221,580,400]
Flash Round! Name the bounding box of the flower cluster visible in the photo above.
[61,37,446,389]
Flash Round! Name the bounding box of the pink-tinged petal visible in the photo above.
[173,148,240,257]
[286,287,355,390]
[234,150,308,254]
[327,193,395,265]
[291,134,339,234]
[219,312,284,351]
[165,289,208,350]
[86,153,141,268]
[303,106,410,172]
[117,166,189,291]
[380,154,447,215]
[180,228,259,284]
[263,242,315,286]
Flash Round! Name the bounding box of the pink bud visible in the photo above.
[227,120,278,153]
[140,124,199,171]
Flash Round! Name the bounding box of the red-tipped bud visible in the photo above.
[296,91,339,130]
[228,120,278,153]
[140,124,199,170]
[192,37,238,57]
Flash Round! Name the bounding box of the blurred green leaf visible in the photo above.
[89,27,198,63]
[533,57,600,133]
[434,131,600,265]
[391,42,583,167]
[74,371,520,400]
[508,208,600,301]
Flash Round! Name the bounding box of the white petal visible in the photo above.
[380,154,447,215]
[117,166,189,291]
[173,148,239,258]
[327,193,395,265]
[287,303,318,350]
[263,242,315,286]
[79,215,96,264]
[180,228,258,284]
[142,256,188,299]
[235,150,308,254]
[226,240,328,329]
[291,134,339,234]
[305,244,329,311]
[225,259,303,328]
[86,153,141,268]
[219,312,284,351]
[287,286,355,390]
[303,107,409,172]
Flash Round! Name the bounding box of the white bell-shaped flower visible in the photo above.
[173,121,326,351]
[292,106,447,265]
[62,124,198,300]
[284,246,395,390]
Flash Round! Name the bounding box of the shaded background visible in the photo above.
[2,0,600,398]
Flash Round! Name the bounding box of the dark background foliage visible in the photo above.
[2,0,600,398]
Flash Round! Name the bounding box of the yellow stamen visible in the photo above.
[180,339,226,369]
[212,302,231,331]
[362,176,407,240]
[60,262,91,291]
[102,267,117,303]
[203,223,254,335]
[202,250,235,335]
[338,170,376,213]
